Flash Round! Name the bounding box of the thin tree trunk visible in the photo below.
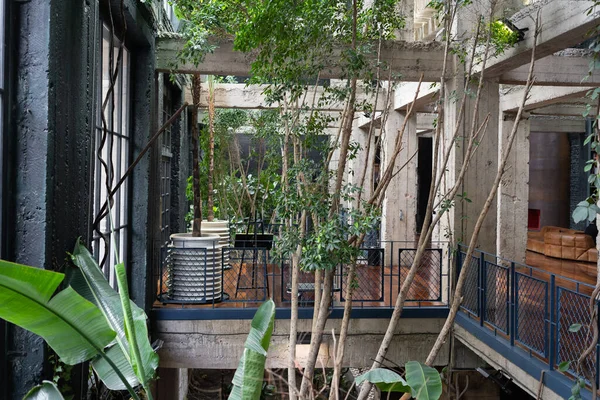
[423,8,540,370]
[207,76,216,222]
[191,75,203,236]
[357,3,496,398]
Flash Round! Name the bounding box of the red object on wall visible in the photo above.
[528,209,541,230]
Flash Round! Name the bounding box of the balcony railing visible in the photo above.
[153,240,450,319]
[457,244,599,390]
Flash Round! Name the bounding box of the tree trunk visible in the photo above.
[207,75,216,222]
[191,74,203,236]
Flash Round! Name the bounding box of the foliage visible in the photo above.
[488,20,520,56]
[355,362,442,400]
[24,381,65,400]
[0,242,159,400]
[228,299,276,400]
[355,368,411,393]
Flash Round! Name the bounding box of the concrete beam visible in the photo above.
[500,55,600,87]
[483,1,600,77]
[530,116,586,133]
[501,86,592,113]
[157,37,446,81]
[394,82,439,111]
[455,323,563,400]
[184,83,387,111]
[156,318,448,369]
[530,104,594,117]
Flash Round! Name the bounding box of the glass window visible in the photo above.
[92,24,130,287]
[160,81,173,251]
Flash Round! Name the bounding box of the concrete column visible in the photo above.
[381,110,418,264]
[496,113,530,263]
[156,368,189,400]
[348,125,375,210]
[440,79,500,253]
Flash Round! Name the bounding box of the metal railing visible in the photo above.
[457,244,599,385]
[154,240,450,317]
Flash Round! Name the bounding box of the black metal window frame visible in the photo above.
[160,78,174,253]
[0,0,8,397]
[91,22,131,288]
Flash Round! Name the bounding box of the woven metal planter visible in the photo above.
[166,233,223,303]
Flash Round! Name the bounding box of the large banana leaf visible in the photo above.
[405,361,442,400]
[71,242,158,390]
[0,260,115,365]
[228,299,276,400]
[355,368,411,393]
[23,381,65,400]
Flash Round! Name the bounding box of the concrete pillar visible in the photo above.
[440,79,500,253]
[156,368,189,400]
[348,125,375,210]
[496,113,530,263]
[381,110,418,264]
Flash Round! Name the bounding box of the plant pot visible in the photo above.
[167,233,223,303]
[196,219,232,269]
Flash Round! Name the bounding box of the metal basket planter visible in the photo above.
[166,233,223,303]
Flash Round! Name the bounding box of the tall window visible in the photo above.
[160,81,173,249]
[92,24,131,287]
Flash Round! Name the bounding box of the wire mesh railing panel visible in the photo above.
[398,249,442,301]
[280,262,320,304]
[515,273,548,357]
[484,261,509,334]
[557,287,596,378]
[341,248,384,302]
[459,252,480,316]
[223,247,269,303]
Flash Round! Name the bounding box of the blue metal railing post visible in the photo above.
[510,261,516,347]
[548,274,556,369]
[597,298,600,388]
[480,252,486,327]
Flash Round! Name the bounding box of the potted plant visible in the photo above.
[168,74,222,303]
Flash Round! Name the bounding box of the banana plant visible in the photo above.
[228,299,276,400]
[24,381,65,400]
[356,362,442,400]
[0,240,158,400]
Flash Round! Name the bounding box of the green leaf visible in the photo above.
[0,260,115,365]
[569,323,583,333]
[71,242,158,390]
[355,368,411,393]
[228,300,276,400]
[23,381,65,400]
[91,345,138,391]
[573,206,590,223]
[405,361,443,400]
[559,361,571,372]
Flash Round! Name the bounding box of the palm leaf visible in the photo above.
[228,299,276,400]
[0,260,115,365]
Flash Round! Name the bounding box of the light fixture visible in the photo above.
[500,18,528,42]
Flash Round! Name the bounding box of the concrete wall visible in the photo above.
[381,110,418,252]
[155,318,449,370]
[4,0,158,397]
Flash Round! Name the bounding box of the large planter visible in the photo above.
[200,220,231,267]
[167,233,223,303]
